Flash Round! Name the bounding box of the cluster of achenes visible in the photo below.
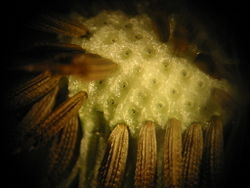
[11,10,237,188]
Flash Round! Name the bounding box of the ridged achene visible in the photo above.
[201,116,224,187]
[17,53,118,81]
[10,71,61,109]
[37,91,87,143]
[20,90,87,151]
[163,118,183,188]
[135,121,157,188]
[32,14,89,37]
[48,115,80,184]
[98,124,129,188]
[182,123,203,188]
[18,85,59,132]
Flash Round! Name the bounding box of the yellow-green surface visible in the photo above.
[67,11,232,134]
[59,11,234,187]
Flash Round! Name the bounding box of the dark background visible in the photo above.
[2,0,250,187]
[2,0,250,84]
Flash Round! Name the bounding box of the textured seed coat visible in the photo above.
[163,118,182,188]
[39,91,87,142]
[23,91,87,150]
[17,53,117,80]
[135,121,157,188]
[10,71,61,109]
[48,115,79,184]
[19,86,59,132]
[98,124,129,188]
[202,116,224,187]
[34,14,89,37]
[182,123,203,188]
[71,53,118,80]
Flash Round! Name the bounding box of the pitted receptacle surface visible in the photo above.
[67,11,233,135]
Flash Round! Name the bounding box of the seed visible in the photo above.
[10,71,61,109]
[39,91,87,141]
[201,116,224,187]
[98,124,129,188]
[135,121,157,188]
[182,123,203,188]
[19,86,59,133]
[163,118,182,188]
[70,53,118,80]
[22,91,87,151]
[14,86,59,153]
[48,115,79,185]
[32,14,89,37]
[16,53,118,81]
